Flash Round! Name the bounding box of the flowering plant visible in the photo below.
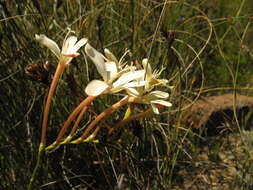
[29,29,172,189]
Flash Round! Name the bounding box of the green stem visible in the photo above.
[27,143,44,190]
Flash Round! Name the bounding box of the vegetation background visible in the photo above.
[1,0,253,189]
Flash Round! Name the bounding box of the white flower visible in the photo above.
[124,59,172,114]
[84,43,131,82]
[84,43,145,96]
[85,69,145,96]
[35,31,87,65]
[141,90,172,114]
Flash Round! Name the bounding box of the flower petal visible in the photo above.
[122,81,146,88]
[151,103,160,114]
[142,58,152,77]
[71,38,88,54]
[85,80,109,96]
[62,36,77,55]
[104,48,118,64]
[35,34,61,59]
[112,70,145,88]
[150,99,172,107]
[85,43,107,81]
[105,61,118,80]
[144,90,169,99]
[142,58,152,89]
[109,86,125,94]
[125,87,141,97]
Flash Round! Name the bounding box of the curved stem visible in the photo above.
[55,96,96,143]
[41,62,66,146]
[88,106,113,130]
[46,96,96,150]
[108,108,153,135]
[60,106,88,144]
[77,125,101,143]
[68,106,88,138]
[31,62,65,189]
[71,96,137,143]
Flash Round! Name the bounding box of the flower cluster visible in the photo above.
[83,43,172,113]
[35,30,172,149]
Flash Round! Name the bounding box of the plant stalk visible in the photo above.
[46,96,96,150]
[27,143,44,190]
[71,96,137,143]
[41,62,66,146]
[108,108,153,134]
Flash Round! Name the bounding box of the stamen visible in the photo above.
[119,49,130,68]
[63,28,75,45]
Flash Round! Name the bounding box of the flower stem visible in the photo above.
[61,106,88,144]
[27,143,44,190]
[108,108,153,135]
[46,96,96,150]
[41,62,66,146]
[71,125,101,144]
[71,96,136,144]
[30,62,65,189]
[69,106,88,136]
[88,106,113,130]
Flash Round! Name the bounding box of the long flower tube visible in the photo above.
[35,32,87,147]
[40,62,66,146]
[70,107,113,143]
[69,104,133,143]
[108,107,163,135]
[45,96,96,150]
[108,109,153,135]
[46,69,146,150]
[71,125,101,144]
[71,102,161,143]
[29,32,87,190]
[88,106,113,130]
[58,104,110,145]
[60,106,89,145]
[71,95,138,144]
[77,108,153,142]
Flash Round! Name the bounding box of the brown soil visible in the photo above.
[172,131,253,190]
[172,94,253,189]
[182,94,253,131]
